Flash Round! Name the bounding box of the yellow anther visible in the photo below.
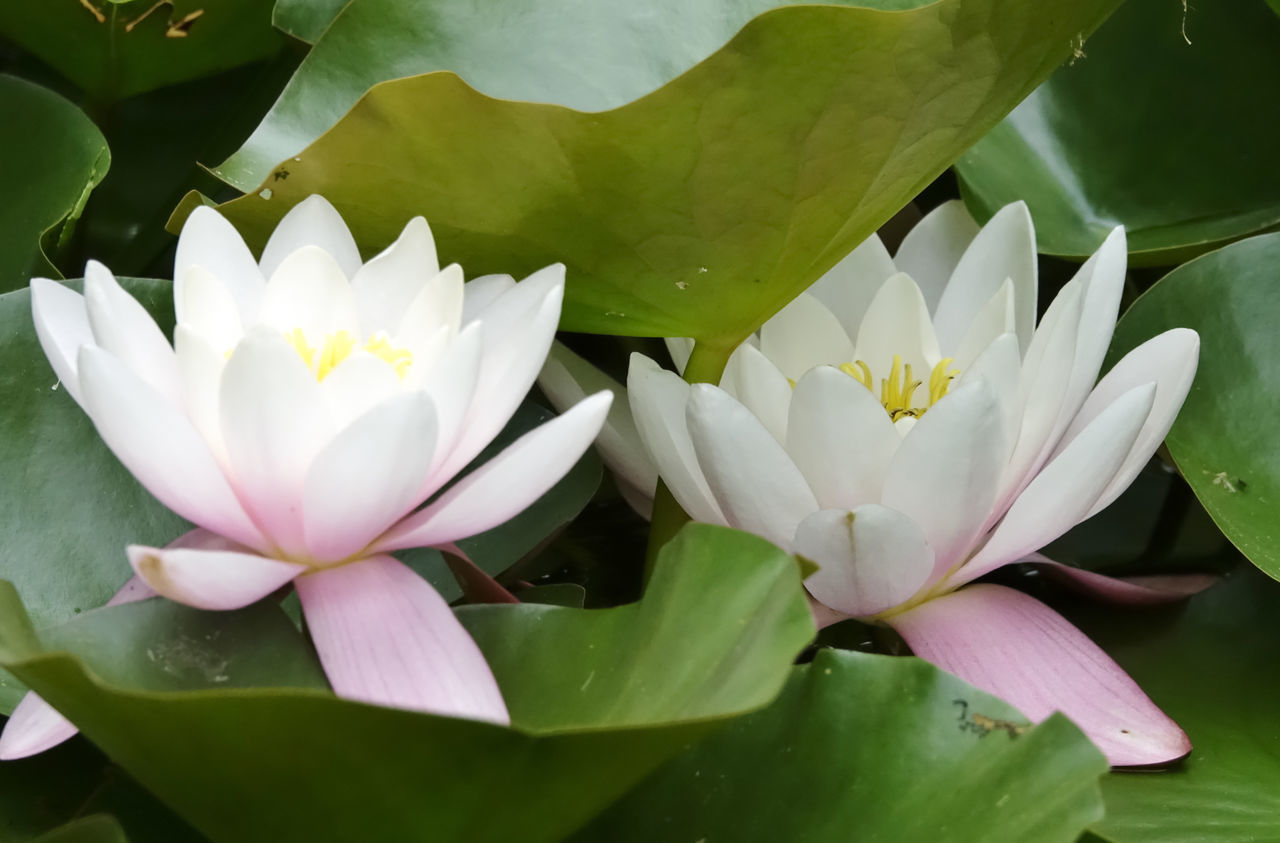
[836,353,961,421]
[285,329,413,381]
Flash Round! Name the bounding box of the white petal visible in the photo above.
[881,379,1005,583]
[375,392,611,551]
[128,544,305,610]
[178,266,245,353]
[951,278,1015,372]
[798,504,934,618]
[304,392,438,561]
[460,273,516,325]
[418,322,483,482]
[83,261,180,403]
[933,202,1037,354]
[393,263,464,347]
[30,278,91,407]
[664,336,695,376]
[318,351,402,433]
[804,234,897,339]
[78,346,266,550]
[893,199,981,314]
[720,343,792,444]
[758,293,854,381]
[955,333,1021,464]
[953,382,1156,586]
[786,365,899,510]
[852,272,942,378]
[627,354,725,525]
[350,216,440,333]
[259,194,362,280]
[173,205,265,323]
[257,246,360,342]
[686,384,817,551]
[173,325,229,461]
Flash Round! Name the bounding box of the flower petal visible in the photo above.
[78,346,266,550]
[173,205,265,323]
[349,216,440,333]
[932,202,1037,354]
[257,246,361,343]
[376,391,611,551]
[664,336,695,376]
[893,199,981,314]
[953,382,1156,586]
[417,322,483,483]
[805,234,897,339]
[798,504,934,618]
[627,354,725,524]
[786,365,900,510]
[954,332,1022,464]
[259,194,361,280]
[720,343,792,445]
[318,351,402,433]
[853,272,942,378]
[178,266,245,353]
[460,273,516,325]
[127,544,306,610]
[295,555,508,723]
[758,293,854,381]
[888,584,1191,766]
[951,278,1015,372]
[882,379,1005,583]
[394,263,464,349]
[84,262,180,403]
[1025,554,1218,606]
[30,277,92,407]
[686,384,817,551]
[304,392,438,561]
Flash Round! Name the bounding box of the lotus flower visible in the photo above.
[0,195,611,760]
[547,201,1204,765]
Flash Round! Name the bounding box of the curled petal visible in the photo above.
[1026,554,1218,606]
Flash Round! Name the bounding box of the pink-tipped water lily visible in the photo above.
[0,195,611,760]
[619,201,1201,766]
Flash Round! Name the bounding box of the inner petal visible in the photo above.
[286,329,413,382]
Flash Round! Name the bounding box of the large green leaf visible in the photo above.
[206,0,1120,344]
[579,650,1107,842]
[271,0,348,44]
[1065,568,1280,841]
[1108,233,1280,580]
[0,523,814,841]
[957,0,1280,265]
[0,76,109,290]
[0,0,282,102]
[32,816,128,843]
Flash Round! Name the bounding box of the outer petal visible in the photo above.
[295,555,508,723]
[627,354,725,525]
[78,346,267,550]
[955,333,1021,463]
[178,266,245,353]
[758,293,854,381]
[664,336,695,376]
[951,279,1015,372]
[953,382,1155,587]
[349,216,441,332]
[720,343,792,445]
[888,584,1191,766]
[374,392,611,551]
[259,194,362,280]
[173,205,265,323]
[786,365,900,510]
[460,273,516,325]
[797,505,934,618]
[853,272,942,377]
[881,379,1005,583]
[418,322,483,481]
[893,199,981,314]
[127,544,306,610]
[686,384,817,552]
[394,263,465,353]
[932,201,1037,354]
[1025,554,1218,606]
[31,278,92,407]
[804,234,897,339]
[83,261,180,403]
[304,392,438,561]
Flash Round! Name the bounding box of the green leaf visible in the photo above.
[206,0,1120,343]
[0,523,815,841]
[0,739,114,841]
[517,583,587,608]
[1108,232,1280,581]
[32,816,128,843]
[271,0,348,44]
[956,0,1280,265]
[0,76,109,290]
[0,279,188,641]
[0,0,282,103]
[1066,568,1280,841]
[578,649,1108,842]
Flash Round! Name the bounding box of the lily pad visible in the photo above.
[1107,232,1280,581]
[956,0,1280,265]
[0,76,109,290]
[577,649,1107,842]
[271,0,348,44]
[205,0,1121,344]
[0,523,815,841]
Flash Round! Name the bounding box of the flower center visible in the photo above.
[286,329,413,381]
[839,354,959,421]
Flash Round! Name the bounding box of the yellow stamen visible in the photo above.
[285,329,413,381]
[833,354,961,421]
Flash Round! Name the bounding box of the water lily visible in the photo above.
[555,201,1202,765]
[0,195,611,759]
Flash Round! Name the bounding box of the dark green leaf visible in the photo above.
[1108,233,1280,580]
[579,649,1108,842]
[206,0,1121,343]
[0,76,108,290]
[0,738,111,842]
[271,0,349,44]
[32,816,127,843]
[516,584,586,608]
[957,0,1280,265]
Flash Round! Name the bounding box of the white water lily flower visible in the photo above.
[548,201,1202,765]
[1,195,611,760]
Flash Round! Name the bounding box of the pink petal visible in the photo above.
[1025,554,1218,606]
[374,391,611,551]
[888,584,1191,766]
[127,544,306,611]
[295,555,508,723]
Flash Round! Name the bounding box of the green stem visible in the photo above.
[642,339,736,583]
